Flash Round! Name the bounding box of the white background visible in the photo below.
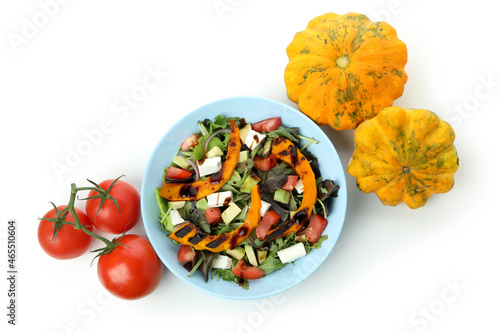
[1,0,499,332]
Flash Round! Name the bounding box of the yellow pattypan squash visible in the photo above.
[347,106,459,209]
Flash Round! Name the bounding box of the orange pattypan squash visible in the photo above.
[284,12,408,130]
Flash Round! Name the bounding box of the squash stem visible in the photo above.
[336,56,350,69]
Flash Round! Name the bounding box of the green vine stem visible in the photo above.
[40,176,127,260]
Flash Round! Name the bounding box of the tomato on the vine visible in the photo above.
[38,206,93,260]
[85,179,140,234]
[97,234,164,300]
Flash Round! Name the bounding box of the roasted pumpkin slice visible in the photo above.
[168,185,262,252]
[265,137,318,241]
[159,120,241,201]
[347,106,459,209]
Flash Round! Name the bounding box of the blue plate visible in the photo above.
[141,96,347,299]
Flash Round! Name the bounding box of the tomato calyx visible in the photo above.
[39,176,131,263]
[39,202,76,242]
[80,175,124,223]
[89,232,129,263]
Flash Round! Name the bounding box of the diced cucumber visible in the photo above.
[173,155,191,170]
[206,146,224,158]
[226,247,245,260]
[274,189,291,205]
[238,150,250,163]
[221,203,242,224]
[196,197,209,210]
[245,244,259,267]
[241,172,261,193]
[168,201,185,210]
[257,249,268,265]
[239,123,252,142]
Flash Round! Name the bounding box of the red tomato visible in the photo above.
[38,206,93,260]
[251,117,281,133]
[85,179,140,234]
[165,166,193,180]
[177,245,196,263]
[255,210,281,240]
[97,234,163,300]
[281,175,298,191]
[232,260,264,280]
[181,134,201,151]
[253,155,277,172]
[204,208,223,224]
[305,214,328,243]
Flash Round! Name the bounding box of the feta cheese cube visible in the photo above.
[244,130,266,150]
[212,255,233,269]
[260,200,272,217]
[169,209,185,227]
[277,243,306,263]
[294,178,304,194]
[197,156,222,177]
[206,191,233,208]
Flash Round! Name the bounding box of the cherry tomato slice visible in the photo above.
[204,207,223,224]
[232,259,264,280]
[251,117,281,133]
[165,166,193,180]
[177,245,196,263]
[181,134,201,152]
[253,155,277,172]
[255,210,281,241]
[281,175,298,191]
[305,214,328,244]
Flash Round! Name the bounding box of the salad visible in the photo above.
[155,115,339,289]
